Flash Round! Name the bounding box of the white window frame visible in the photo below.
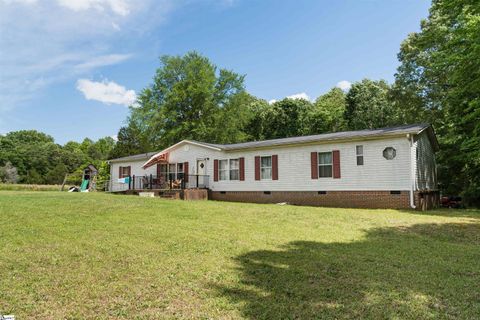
[318,152,333,178]
[177,163,184,179]
[168,163,177,180]
[219,159,229,181]
[356,145,364,166]
[260,155,272,180]
[229,159,240,181]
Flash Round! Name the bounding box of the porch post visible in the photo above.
[132,175,136,190]
[150,174,153,189]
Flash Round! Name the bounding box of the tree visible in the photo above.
[310,87,347,133]
[44,163,68,185]
[0,130,116,184]
[394,0,480,204]
[243,96,272,141]
[0,162,19,183]
[344,79,399,130]
[116,51,249,154]
[109,123,152,159]
[262,98,314,139]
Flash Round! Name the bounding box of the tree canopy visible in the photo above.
[115,51,251,155]
[393,0,480,205]
[0,130,115,184]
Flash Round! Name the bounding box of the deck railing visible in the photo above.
[107,174,209,192]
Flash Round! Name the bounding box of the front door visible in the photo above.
[197,159,207,188]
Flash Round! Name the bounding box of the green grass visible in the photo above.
[0,192,479,319]
[0,183,70,191]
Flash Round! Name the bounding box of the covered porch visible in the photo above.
[108,151,209,195]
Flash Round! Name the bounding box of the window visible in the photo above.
[229,159,240,180]
[120,166,130,178]
[168,163,176,180]
[177,163,184,180]
[318,152,332,178]
[260,156,272,180]
[383,147,396,160]
[219,159,228,181]
[356,145,364,165]
[159,164,168,173]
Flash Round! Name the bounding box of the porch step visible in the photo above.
[158,191,181,200]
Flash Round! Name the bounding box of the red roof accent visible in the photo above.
[143,152,169,169]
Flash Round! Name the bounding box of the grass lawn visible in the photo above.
[0,192,479,319]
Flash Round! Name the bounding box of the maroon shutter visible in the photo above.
[333,150,341,179]
[213,159,219,181]
[311,152,318,179]
[254,156,260,180]
[119,166,123,178]
[239,157,245,181]
[272,155,278,180]
[127,166,131,177]
[156,164,161,177]
[184,162,189,182]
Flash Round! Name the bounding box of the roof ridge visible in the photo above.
[192,123,430,149]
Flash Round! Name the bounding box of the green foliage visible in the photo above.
[44,163,68,185]
[345,79,399,130]
[394,0,480,204]
[264,98,314,138]
[109,123,152,159]
[0,162,19,183]
[311,87,347,133]
[243,96,272,141]
[0,130,115,185]
[115,51,250,154]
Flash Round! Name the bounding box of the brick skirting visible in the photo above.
[209,190,411,209]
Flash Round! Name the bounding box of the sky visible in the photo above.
[0,0,431,144]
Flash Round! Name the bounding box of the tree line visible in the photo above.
[0,131,115,185]
[1,0,478,204]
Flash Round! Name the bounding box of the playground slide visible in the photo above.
[80,179,89,192]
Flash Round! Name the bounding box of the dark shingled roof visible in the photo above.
[111,124,438,162]
[192,123,435,151]
[108,151,159,163]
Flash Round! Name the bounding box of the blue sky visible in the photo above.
[0,0,431,144]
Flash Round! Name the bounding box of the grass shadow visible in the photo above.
[214,222,480,319]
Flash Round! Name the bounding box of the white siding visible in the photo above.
[413,131,437,191]
[109,159,157,191]
[109,136,415,192]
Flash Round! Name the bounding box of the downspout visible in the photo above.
[408,134,416,209]
[107,160,112,192]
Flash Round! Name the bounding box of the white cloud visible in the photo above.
[268,99,277,104]
[1,0,38,4]
[56,0,130,16]
[74,54,132,72]
[336,80,352,91]
[0,0,234,113]
[76,79,137,106]
[286,92,310,101]
[0,0,179,111]
[111,22,121,30]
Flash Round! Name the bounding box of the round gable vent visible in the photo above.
[383,147,396,160]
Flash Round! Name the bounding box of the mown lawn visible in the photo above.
[0,192,479,319]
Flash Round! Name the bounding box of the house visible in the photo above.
[107,123,439,210]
